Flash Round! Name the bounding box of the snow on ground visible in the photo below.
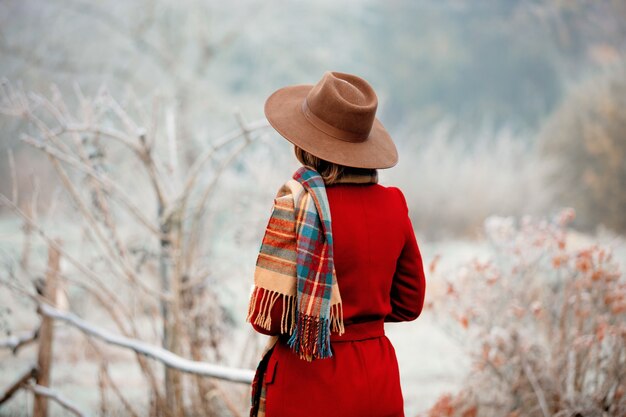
[0,228,478,417]
[386,314,469,416]
[2,210,624,416]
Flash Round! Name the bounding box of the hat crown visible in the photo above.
[304,72,378,143]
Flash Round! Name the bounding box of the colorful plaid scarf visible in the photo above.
[248,165,378,417]
[246,165,378,361]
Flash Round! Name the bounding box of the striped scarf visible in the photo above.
[246,165,378,361]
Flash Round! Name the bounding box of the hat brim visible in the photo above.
[264,85,398,169]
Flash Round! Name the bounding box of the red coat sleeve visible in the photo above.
[385,188,426,322]
[249,287,293,336]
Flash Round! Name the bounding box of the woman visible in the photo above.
[246,71,426,417]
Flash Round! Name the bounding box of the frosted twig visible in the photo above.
[7,149,17,204]
[0,193,135,321]
[63,124,141,153]
[25,383,87,417]
[184,138,251,266]
[163,117,270,223]
[28,91,68,127]
[522,352,550,417]
[166,105,178,176]
[0,366,38,405]
[87,339,141,417]
[20,135,160,235]
[50,84,72,123]
[0,328,39,354]
[105,93,141,136]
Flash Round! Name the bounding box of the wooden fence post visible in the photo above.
[33,240,61,417]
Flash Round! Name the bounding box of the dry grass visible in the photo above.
[387,124,555,240]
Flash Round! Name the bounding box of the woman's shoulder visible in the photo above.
[381,185,408,213]
[362,184,408,212]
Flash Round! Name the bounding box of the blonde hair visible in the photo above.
[294,146,376,185]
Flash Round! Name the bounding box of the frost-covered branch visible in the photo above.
[39,304,255,384]
[0,366,37,405]
[25,383,87,417]
[0,328,39,354]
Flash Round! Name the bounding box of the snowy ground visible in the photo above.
[1,213,624,416]
[0,230,477,417]
[0,314,467,417]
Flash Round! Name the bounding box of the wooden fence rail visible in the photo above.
[38,304,256,384]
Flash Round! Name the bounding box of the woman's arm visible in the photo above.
[385,188,426,322]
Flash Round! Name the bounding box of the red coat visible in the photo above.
[249,182,426,417]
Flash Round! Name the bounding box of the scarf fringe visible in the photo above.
[287,312,332,362]
[247,286,345,343]
[247,286,297,334]
[330,302,345,335]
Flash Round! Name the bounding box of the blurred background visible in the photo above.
[0,1,625,416]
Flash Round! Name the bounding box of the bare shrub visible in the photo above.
[538,65,626,234]
[425,209,626,417]
[0,81,269,416]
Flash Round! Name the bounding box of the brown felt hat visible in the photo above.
[264,71,398,169]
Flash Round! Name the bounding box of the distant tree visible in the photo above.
[539,64,626,233]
